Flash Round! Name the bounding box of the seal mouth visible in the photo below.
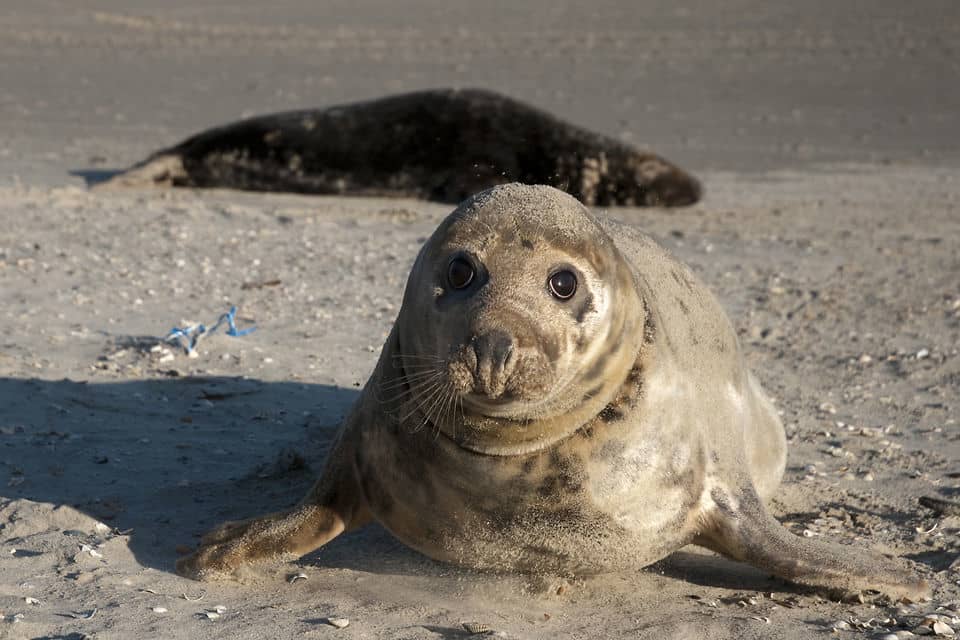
[460,386,558,420]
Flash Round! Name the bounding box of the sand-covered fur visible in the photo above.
[177,184,926,601]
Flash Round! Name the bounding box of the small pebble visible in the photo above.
[327,617,350,629]
[152,606,168,614]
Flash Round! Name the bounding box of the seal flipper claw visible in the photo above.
[696,484,929,602]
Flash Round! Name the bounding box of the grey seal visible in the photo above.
[100,88,701,207]
[177,183,926,601]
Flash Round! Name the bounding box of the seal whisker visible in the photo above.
[377,374,444,406]
[377,369,441,391]
[404,381,448,434]
[398,379,445,426]
[392,353,445,362]
[433,381,457,440]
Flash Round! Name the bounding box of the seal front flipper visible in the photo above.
[176,430,370,581]
[695,482,929,601]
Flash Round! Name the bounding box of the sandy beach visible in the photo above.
[1,2,958,638]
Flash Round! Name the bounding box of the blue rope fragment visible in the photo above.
[165,306,256,356]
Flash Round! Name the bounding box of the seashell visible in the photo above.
[462,622,492,635]
[288,572,308,583]
[327,617,350,629]
[152,606,168,613]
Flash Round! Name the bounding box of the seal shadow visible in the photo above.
[0,375,357,575]
[69,168,124,187]
[2,375,898,592]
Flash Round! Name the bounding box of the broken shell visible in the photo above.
[213,605,227,614]
[462,622,491,634]
[932,621,954,636]
[326,617,350,629]
[152,606,168,614]
[24,596,40,605]
[288,572,308,584]
[833,620,852,631]
[203,611,220,620]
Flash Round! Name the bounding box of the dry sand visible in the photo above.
[1,2,959,639]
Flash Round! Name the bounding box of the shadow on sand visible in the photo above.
[68,168,125,188]
[0,375,875,593]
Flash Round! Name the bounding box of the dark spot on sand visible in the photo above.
[521,238,535,250]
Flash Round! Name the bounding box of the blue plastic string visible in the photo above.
[165,306,256,356]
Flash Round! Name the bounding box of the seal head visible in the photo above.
[394,184,646,455]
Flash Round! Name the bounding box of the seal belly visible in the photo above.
[357,419,694,574]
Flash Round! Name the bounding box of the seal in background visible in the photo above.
[99,89,701,207]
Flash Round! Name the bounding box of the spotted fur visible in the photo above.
[177,184,927,601]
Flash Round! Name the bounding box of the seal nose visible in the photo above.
[472,330,516,398]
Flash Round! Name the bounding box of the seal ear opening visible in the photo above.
[695,483,929,602]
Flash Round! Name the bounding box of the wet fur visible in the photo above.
[177,184,927,601]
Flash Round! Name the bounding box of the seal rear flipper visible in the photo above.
[93,152,189,190]
[695,483,929,602]
[645,165,702,207]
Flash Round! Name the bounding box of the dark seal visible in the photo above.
[99,88,701,207]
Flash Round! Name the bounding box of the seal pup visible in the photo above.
[99,88,701,207]
[177,184,926,600]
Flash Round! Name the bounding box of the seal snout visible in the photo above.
[471,330,516,399]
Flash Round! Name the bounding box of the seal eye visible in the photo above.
[548,270,577,300]
[447,257,475,290]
